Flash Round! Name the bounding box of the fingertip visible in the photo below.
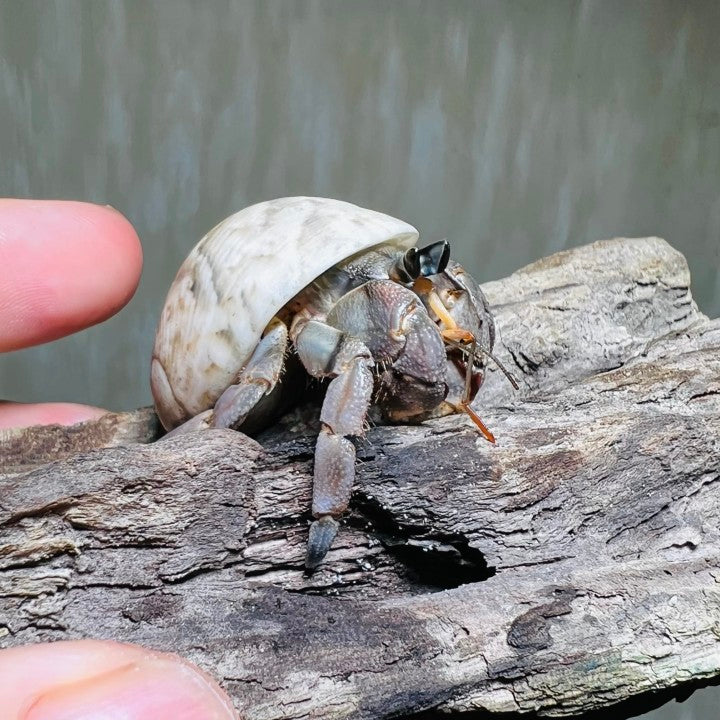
[0,640,239,720]
[0,199,143,351]
[0,402,108,429]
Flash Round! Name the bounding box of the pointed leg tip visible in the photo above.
[305,516,339,570]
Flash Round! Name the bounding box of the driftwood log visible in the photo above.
[2,238,719,719]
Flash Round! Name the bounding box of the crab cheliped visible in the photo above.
[151,197,513,569]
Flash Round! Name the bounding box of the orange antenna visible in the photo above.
[460,401,496,444]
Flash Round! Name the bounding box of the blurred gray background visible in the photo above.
[1,2,719,717]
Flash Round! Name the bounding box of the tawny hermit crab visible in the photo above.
[151,197,511,569]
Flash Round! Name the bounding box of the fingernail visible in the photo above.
[24,655,238,720]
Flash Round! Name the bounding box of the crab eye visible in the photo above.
[401,247,420,280]
[394,241,451,283]
[390,247,421,283]
[416,240,450,276]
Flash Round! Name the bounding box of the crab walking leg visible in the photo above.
[293,319,375,569]
[162,318,288,438]
[210,317,288,429]
[160,408,215,437]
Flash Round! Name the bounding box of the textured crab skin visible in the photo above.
[151,197,418,430]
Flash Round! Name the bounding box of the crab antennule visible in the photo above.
[477,347,520,390]
[462,339,477,403]
[460,401,496,444]
[442,327,475,344]
[444,336,520,392]
[437,328,497,444]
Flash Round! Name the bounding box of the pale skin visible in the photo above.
[0,199,238,719]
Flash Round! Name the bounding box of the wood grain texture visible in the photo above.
[1,238,718,719]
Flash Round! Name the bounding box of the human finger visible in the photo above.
[0,639,239,720]
[0,401,108,430]
[0,199,142,352]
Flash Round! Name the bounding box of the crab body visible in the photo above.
[151,197,496,568]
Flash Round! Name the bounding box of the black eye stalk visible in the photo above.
[395,240,450,283]
[417,239,450,277]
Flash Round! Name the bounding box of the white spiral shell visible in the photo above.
[151,196,419,429]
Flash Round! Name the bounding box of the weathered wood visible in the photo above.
[0,406,160,474]
[1,237,718,719]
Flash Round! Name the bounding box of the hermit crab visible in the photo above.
[151,197,511,569]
